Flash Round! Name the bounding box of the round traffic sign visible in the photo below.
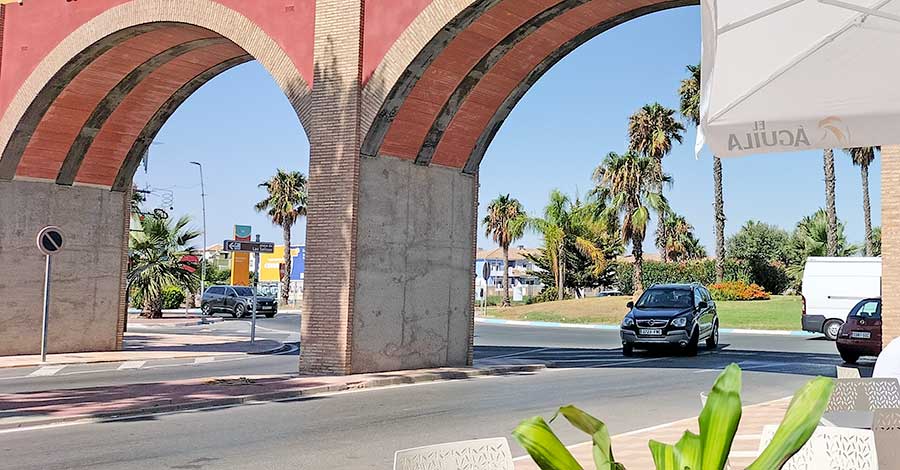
[482,262,490,281]
[37,226,65,256]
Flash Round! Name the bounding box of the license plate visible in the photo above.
[640,328,663,336]
[851,331,872,339]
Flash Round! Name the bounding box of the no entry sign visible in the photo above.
[36,226,64,256]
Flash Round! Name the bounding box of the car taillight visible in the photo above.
[801,295,807,316]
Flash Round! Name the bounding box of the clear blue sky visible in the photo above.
[135,6,880,254]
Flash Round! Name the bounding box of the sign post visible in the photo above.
[36,226,65,362]
[222,237,274,344]
[482,263,490,317]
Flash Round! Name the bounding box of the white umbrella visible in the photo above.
[699,0,900,157]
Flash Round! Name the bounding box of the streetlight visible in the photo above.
[189,162,208,304]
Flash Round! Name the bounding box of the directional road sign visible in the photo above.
[223,240,275,254]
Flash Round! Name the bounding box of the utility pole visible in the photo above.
[189,162,208,303]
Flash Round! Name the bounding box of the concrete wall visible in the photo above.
[352,156,476,373]
[882,146,900,347]
[0,180,126,355]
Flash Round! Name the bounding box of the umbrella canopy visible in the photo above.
[699,0,900,157]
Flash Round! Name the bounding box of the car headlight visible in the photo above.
[622,317,635,327]
[671,316,689,328]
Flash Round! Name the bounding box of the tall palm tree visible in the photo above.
[595,151,669,293]
[483,194,527,307]
[129,215,200,318]
[657,211,699,262]
[844,147,878,256]
[823,149,838,256]
[628,103,685,261]
[255,169,308,305]
[794,209,859,258]
[679,63,727,280]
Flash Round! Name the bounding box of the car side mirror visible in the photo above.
[626,301,634,309]
[698,301,708,310]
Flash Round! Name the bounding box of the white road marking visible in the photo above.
[28,366,65,377]
[193,357,216,364]
[117,361,145,370]
[478,348,549,360]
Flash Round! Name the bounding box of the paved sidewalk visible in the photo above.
[0,333,284,369]
[0,364,543,431]
[514,397,790,469]
[127,313,223,328]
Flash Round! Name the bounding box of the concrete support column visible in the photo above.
[300,0,366,375]
[351,157,477,373]
[0,180,128,355]
[882,145,900,347]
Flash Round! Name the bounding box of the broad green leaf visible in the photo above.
[674,431,701,470]
[699,364,742,470]
[649,440,684,470]
[513,416,584,470]
[554,405,618,468]
[746,377,834,470]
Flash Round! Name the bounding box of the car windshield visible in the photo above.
[635,288,693,309]
[233,287,255,296]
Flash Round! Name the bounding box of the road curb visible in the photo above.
[127,317,225,328]
[475,317,819,337]
[0,364,544,432]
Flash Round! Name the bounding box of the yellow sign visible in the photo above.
[229,225,251,286]
[259,246,299,282]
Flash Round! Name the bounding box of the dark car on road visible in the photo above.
[620,283,719,356]
[836,298,882,364]
[201,285,278,318]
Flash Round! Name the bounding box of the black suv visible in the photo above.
[201,285,278,318]
[619,283,719,356]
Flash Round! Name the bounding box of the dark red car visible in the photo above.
[836,298,882,364]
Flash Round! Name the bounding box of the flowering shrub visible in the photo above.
[709,281,770,301]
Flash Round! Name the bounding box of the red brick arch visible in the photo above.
[362,0,697,173]
[0,0,313,191]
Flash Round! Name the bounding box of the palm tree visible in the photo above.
[657,211,701,262]
[679,63,727,280]
[627,103,685,261]
[794,209,859,258]
[823,149,838,256]
[682,234,708,261]
[483,194,527,307]
[844,147,878,256]
[529,191,611,300]
[594,151,669,293]
[255,169,308,305]
[129,215,200,318]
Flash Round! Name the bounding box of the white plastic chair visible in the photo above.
[394,438,514,470]
[758,424,877,469]
[873,408,900,470]
[828,377,900,412]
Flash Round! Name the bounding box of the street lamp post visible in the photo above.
[189,162,208,304]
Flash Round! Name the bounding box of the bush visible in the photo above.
[614,259,752,295]
[533,287,574,304]
[709,281,770,301]
[161,285,186,309]
[749,260,791,294]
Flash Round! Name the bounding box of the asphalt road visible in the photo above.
[1,320,855,469]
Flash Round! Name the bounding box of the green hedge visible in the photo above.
[614,259,752,295]
[161,285,186,310]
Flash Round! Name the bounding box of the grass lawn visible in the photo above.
[485,295,802,331]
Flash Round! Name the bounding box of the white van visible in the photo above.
[801,257,881,340]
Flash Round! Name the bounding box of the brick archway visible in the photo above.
[0,0,312,190]
[362,0,696,172]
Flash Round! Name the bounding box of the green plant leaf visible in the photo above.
[674,431,701,470]
[746,377,834,470]
[555,405,618,469]
[699,363,742,470]
[649,440,684,470]
[513,416,584,470]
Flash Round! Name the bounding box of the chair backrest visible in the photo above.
[828,378,900,411]
[874,408,900,470]
[394,438,515,470]
[758,425,877,470]
[836,366,861,379]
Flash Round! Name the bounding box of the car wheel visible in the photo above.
[706,322,719,349]
[840,350,860,364]
[622,343,634,357]
[823,319,843,341]
[201,303,212,316]
[683,330,699,357]
[233,304,245,319]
